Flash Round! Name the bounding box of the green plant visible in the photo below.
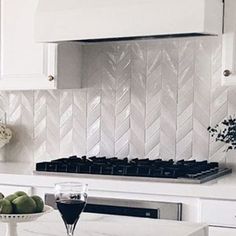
[208,116,236,152]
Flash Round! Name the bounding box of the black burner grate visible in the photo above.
[35,156,231,183]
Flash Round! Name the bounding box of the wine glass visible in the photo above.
[55,182,88,236]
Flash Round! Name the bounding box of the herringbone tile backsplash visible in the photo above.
[0,37,233,163]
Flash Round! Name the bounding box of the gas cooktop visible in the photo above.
[35,156,232,184]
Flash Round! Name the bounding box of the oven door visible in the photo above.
[45,194,182,221]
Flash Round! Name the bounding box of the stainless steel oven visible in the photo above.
[45,194,182,221]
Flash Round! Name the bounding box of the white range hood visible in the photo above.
[35,0,223,43]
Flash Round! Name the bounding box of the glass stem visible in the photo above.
[66,224,76,236]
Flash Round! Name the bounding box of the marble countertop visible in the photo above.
[0,162,236,200]
[0,211,208,236]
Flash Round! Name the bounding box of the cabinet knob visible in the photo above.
[48,75,54,81]
[223,70,232,77]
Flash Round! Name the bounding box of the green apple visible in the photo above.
[14,191,27,197]
[31,196,44,213]
[0,199,13,214]
[12,195,36,214]
[5,194,18,203]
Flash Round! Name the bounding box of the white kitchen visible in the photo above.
[0,0,235,235]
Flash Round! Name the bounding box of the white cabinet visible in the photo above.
[201,199,236,228]
[0,0,82,90]
[222,0,236,86]
[201,199,236,236]
[209,227,236,236]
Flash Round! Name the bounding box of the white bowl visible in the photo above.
[0,205,53,223]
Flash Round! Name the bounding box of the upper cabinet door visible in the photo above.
[0,0,82,90]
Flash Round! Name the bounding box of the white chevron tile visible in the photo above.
[228,88,236,115]
[115,108,130,152]
[34,90,60,162]
[7,91,34,162]
[46,90,60,159]
[130,42,146,158]
[0,91,8,123]
[160,40,178,160]
[115,43,131,158]
[100,44,116,157]
[176,39,195,160]
[86,87,101,157]
[176,131,193,158]
[60,90,73,156]
[34,90,47,162]
[83,44,103,157]
[145,41,162,159]
[209,38,227,161]
[115,131,130,158]
[209,92,227,160]
[193,38,212,160]
[193,118,211,159]
[199,38,226,162]
[73,89,87,156]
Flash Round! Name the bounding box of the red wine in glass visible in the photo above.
[55,183,88,236]
[57,200,86,225]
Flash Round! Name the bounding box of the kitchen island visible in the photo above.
[0,211,208,236]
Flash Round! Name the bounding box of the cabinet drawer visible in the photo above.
[209,226,236,236]
[201,199,236,227]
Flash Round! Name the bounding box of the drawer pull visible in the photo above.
[48,75,54,81]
